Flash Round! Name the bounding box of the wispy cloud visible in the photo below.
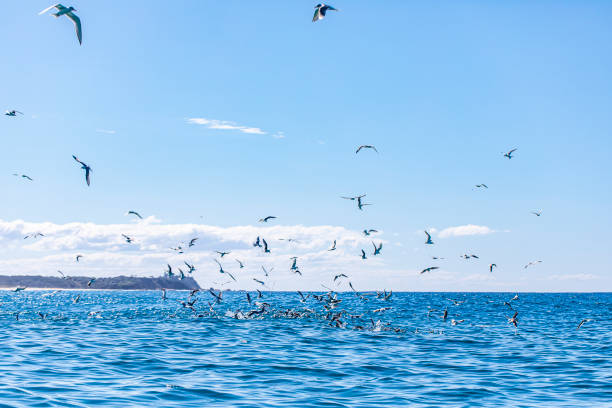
[95,129,116,135]
[549,273,598,281]
[438,225,495,238]
[187,118,266,135]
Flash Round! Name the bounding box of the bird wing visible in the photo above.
[66,12,82,45]
[72,155,85,166]
[356,146,363,154]
[509,148,517,154]
[85,167,91,186]
[312,8,322,22]
[39,4,61,15]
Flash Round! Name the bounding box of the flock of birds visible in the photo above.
[4,4,594,333]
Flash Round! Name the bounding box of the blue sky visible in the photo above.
[1,1,611,291]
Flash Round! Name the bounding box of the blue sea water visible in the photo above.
[0,291,610,407]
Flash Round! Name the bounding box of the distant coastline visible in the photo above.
[0,275,200,290]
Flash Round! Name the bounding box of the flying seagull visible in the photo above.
[253,236,262,248]
[188,238,198,247]
[87,278,96,287]
[5,110,23,116]
[313,3,338,22]
[475,184,488,189]
[126,211,143,219]
[75,254,83,262]
[507,311,518,328]
[363,229,378,236]
[524,260,542,269]
[72,155,92,186]
[258,216,277,223]
[531,210,542,217]
[13,174,33,181]
[24,232,44,239]
[39,4,82,45]
[424,230,434,245]
[216,251,230,258]
[121,234,133,243]
[236,259,245,269]
[361,249,367,260]
[357,195,372,211]
[328,240,337,251]
[214,259,236,281]
[262,239,271,253]
[577,319,593,330]
[333,273,348,282]
[356,145,378,154]
[504,148,517,159]
[420,266,439,274]
[372,242,382,256]
[489,263,497,272]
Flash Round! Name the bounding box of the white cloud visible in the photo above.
[438,225,494,238]
[0,218,388,291]
[549,273,598,281]
[187,118,266,135]
[272,131,285,139]
[95,129,116,135]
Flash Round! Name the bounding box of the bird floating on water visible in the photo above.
[39,4,82,45]
[72,155,92,186]
[313,3,338,22]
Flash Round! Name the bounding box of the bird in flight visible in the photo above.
[258,216,277,223]
[39,4,82,45]
[361,249,367,260]
[313,3,338,22]
[489,263,497,272]
[333,273,348,282]
[524,260,542,269]
[355,145,378,154]
[5,110,23,116]
[253,278,265,286]
[262,239,271,253]
[577,319,593,330]
[363,229,378,236]
[372,242,382,256]
[24,232,44,239]
[531,210,542,217]
[13,174,33,181]
[507,311,519,328]
[236,259,245,269]
[121,234,133,243]
[215,251,230,258]
[126,211,143,219]
[214,259,236,281]
[188,238,198,247]
[420,266,439,274]
[72,155,92,186]
[424,230,434,245]
[357,195,372,211]
[75,254,83,262]
[184,261,196,274]
[87,278,96,287]
[253,236,262,248]
[504,148,517,159]
[328,240,337,251]
[475,184,488,189]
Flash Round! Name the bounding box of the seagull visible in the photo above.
[72,155,92,186]
[24,232,44,239]
[475,184,488,189]
[361,249,367,260]
[262,266,274,277]
[216,251,230,258]
[333,273,348,282]
[258,216,277,223]
[356,145,378,154]
[13,174,33,181]
[328,240,337,251]
[297,291,310,303]
[253,278,265,286]
[73,294,80,303]
[504,148,517,159]
[372,242,382,256]
[87,278,96,287]
[341,194,366,201]
[161,288,167,300]
[524,260,542,269]
[312,3,338,22]
[424,230,434,245]
[126,211,143,219]
[447,298,465,306]
[121,234,133,243]
[531,210,542,217]
[253,236,262,248]
[188,238,198,247]
[363,229,378,236]
[511,294,519,301]
[75,254,83,262]
[214,259,235,281]
[263,239,271,253]
[451,319,465,326]
[5,110,23,116]
[57,270,67,279]
[290,257,298,271]
[39,4,82,45]
[489,263,497,272]
[420,266,439,274]
[432,256,445,260]
[184,261,196,273]
[442,309,448,320]
[236,259,245,269]
[13,287,26,292]
[165,264,174,278]
[246,292,252,304]
[577,319,593,330]
[507,311,518,328]
[357,196,372,210]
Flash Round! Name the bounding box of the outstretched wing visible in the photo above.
[39,4,61,15]
[85,167,91,186]
[66,12,82,45]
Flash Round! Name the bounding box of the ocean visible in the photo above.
[0,291,610,407]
